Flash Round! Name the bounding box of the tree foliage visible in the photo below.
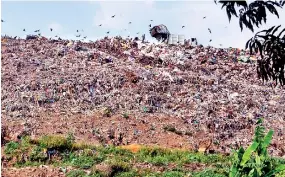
[216,0,285,85]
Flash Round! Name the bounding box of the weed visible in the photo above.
[108,158,131,176]
[39,135,71,150]
[229,118,285,177]
[122,112,129,119]
[66,169,87,177]
[67,132,75,146]
[163,125,183,136]
[30,146,47,162]
[162,171,185,177]
[163,125,176,132]
[4,141,20,155]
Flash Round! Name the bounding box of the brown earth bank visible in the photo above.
[2,111,285,157]
[1,166,73,177]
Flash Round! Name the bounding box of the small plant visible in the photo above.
[122,112,129,119]
[163,125,176,132]
[39,135,71,150]
[103,107,112,117]
[229,118,285,177]
[30,146,47,162]
[66,169,87,177]
[67,132,75,147]
[4,141,20,155]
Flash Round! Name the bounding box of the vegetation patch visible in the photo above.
[3,120,285,177]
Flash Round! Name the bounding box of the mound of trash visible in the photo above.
[1,37,285,155]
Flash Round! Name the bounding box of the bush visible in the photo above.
[229,118,285,177]
[39,135,72,150]
[66,170,87,177]
[4,141,20,155]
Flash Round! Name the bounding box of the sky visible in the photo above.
[1,0,285,48]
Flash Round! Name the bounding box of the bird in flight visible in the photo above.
[111,15,115,18]
[83,36,87,39]
[1,19,4,22]
[99,24,102,27]
[136,32,139,34]
[149,24,151,27]
[55,35,58,38]
[106,31,110,34]
[129,22,132,24]
[50,28,53,32]
[208,28,211,33]
[76,34,81,37]
[182,26,185,28]
[34,29,40,33]
[23,29,26,32]
[203,16,206,19]
[219,44,222,46]
[209,39,212,42]
[150,20,153,21]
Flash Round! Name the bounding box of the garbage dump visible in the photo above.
[1,36,285,156]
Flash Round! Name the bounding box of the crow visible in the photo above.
[50,28,53,32]
[149,24,151,27]
[203,16,206,19]
[111,15,115,18]
[182,26,185,28]
[208,28,211,33]
[23,29,26,32]
[129,22,132,24]
[99,24,102,26]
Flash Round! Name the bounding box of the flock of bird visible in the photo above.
[1,16,224,46]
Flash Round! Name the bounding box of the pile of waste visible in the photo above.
[1,36,284,155]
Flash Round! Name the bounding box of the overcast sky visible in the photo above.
[1,0,285,48]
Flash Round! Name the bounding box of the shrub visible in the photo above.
[66,170,87,177]
[4,141,20,155]
[39,135,72,150]
[229,118,285,177]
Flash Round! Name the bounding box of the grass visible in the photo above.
[2,135,284,177]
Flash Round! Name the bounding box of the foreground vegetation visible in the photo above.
[3,120,285,177]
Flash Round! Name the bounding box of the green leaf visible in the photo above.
[262,129,274,149]
[240,141,259,166]
[264,164,285,177]
[229,165,238,177]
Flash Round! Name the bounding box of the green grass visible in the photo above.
[3,135,284,177]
